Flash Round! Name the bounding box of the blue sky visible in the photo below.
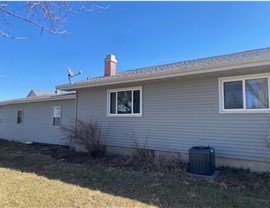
[1,2,270,100]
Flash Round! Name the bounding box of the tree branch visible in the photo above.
[0,2,110,39]
[0,5,67,35]
[0,30,26,39]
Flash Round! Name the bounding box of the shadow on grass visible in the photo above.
[0,139,269,208]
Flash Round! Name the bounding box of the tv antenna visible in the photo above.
[67,66,82,84]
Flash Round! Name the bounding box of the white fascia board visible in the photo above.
[56,58,270,91]
[0,94,76,106]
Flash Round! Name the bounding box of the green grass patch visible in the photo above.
[0,139,269,208]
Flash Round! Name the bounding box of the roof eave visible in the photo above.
[0,94,76,106]
[56,57,270,91]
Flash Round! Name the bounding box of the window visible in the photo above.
[108,87,142,116]
[220,74,270,113]
[52,106,61,126]
[224,81,243,109]
[246,78,269,109]
[17,109,23,124]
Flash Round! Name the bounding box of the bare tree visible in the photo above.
[0,1,108,39]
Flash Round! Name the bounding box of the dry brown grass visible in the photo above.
[0,168,154,208]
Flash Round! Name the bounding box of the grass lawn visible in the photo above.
[0,139,269,208]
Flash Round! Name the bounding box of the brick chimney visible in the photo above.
[104,54,117,76]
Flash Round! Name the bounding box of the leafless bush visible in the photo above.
[62,119,106,158]
[176,152,188,172]
[128,130,156,166]
[127,130,188,172]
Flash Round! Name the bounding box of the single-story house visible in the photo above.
[1,48,270,171]
[0,91,75,144]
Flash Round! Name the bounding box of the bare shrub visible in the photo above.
[127,130,188,172]
[62,119,106,158]
[128,130,155,166]
[151,152,188,173]
[177,152,188,172]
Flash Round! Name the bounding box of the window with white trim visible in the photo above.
[17,109,23,124]
[220,74,270,113]
[108,87,142,116]
[52,106,61,126]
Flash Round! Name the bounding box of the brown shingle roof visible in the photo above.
[57,47,270,90]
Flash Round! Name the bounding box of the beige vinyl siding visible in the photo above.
[76,70,270,162]
[0,99,75,144]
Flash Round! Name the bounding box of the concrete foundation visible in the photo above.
[106,145,270,173]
